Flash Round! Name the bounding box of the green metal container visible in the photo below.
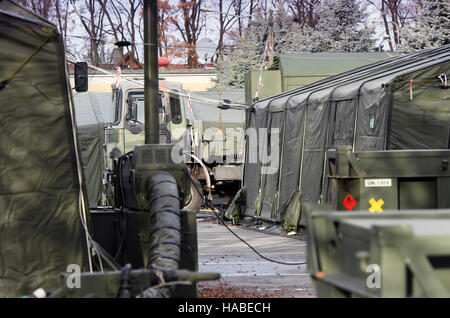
[307,209,450,297]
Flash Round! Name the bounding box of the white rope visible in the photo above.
[67,55,249,109]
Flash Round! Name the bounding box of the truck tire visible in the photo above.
[184,175,203,212]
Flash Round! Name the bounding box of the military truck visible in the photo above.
[74,82,246,210]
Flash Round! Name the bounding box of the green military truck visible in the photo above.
[73,82,246,210]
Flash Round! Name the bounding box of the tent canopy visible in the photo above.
[73,92,108,207]
[271,52,397,77]
[0,0,86,296]
[245,52,396,103]
[239,45,450,230]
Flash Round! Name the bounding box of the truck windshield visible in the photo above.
[169,93,182,125]
[128,92,165,124]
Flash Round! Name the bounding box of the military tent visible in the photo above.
[245,52,396,104]
[73,92,111,207]
[0,1,89,296]
[237,45,450,232]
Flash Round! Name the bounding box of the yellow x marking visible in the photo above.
[369,198,384,213]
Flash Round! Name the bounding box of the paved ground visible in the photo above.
[196,218,315,298]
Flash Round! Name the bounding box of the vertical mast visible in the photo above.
[144,0,159,144]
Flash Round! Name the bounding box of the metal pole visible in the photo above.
[144,0,159,144]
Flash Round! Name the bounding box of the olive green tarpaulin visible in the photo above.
[73,92,108,207]
[188,90,246,162]
[0,1,86,297]
[246,52,397,103]
[187,90,246,123]
[235,45,450,231]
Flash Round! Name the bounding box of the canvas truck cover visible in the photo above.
[0,1,86,296]
[187,89,246,123]
[238,45,450,231]
[73,92,111,207]
[188,90,246,161]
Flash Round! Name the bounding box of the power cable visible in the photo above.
[183,170,307,266]
[199,8,260,19]
[67,55,250,109]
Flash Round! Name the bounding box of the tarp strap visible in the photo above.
[0,31,53,90]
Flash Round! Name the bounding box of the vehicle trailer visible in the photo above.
[306,208,450,298]
[306,147,450,297]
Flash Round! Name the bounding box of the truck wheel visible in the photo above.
[184,175,203,212]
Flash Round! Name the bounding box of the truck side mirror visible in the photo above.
[218,99,231,110]
[74,62,88,92]
[126,99,133,121]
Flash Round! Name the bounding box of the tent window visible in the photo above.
[366,106,380,137]
[332,99,356,146]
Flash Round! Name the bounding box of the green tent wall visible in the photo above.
[0,1,87,296]
[238,45,450,231]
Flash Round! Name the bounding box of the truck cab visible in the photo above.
[101,81,200,206]
[100,81,245,208]
[105,81,188,168]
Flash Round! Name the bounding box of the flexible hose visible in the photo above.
[143,171,181,298]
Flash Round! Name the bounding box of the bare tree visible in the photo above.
[233,0,245,37]
[14,0,53,19]
[287,0,321,29]
[170,0,205,68]
[13,0,74,48]
[73,0,108,66]
[96,0,125,63]
[215,0,241,62]
[53,0,71,44]
[149,0,178,57]
[368,0,421,51]
[247,0,261,26]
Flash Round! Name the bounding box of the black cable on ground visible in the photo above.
[183,171,307,266]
